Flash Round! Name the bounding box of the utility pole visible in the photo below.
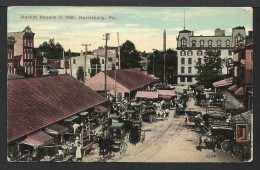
[103,33,110,98]
[82,43,91,83]
[117,32,121,69]
[164,53,166,84]
[152,49,156,77]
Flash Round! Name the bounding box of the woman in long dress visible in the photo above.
[76,142,82,162]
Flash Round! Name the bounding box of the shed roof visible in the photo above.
[106,69,155,91]
[8,75,107,142]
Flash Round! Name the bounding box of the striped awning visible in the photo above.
[234,87,244,96]
[21,131,54,148]
[228,85,238,92]
[157,90,176,96]
[135,91,158,99]
[213,77,233,87]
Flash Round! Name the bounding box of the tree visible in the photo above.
[77,66,85,82]
[38,38,64,59]
[147,49,178,83]
[195,50,225,88]
[90,57,101,77]
[120,40,142,69]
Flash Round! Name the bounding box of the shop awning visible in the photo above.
[94,105,107,113]
[135,91,158,99]
[228,85,238,92]
[213,77,233,87]
[157,90,176,96]
[79,111,89,116]
[21,131,54,148]
[45,123,68,135]
[234,87,244,96]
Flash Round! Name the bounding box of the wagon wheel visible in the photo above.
[119,142,127,155]
[152,115,157,122]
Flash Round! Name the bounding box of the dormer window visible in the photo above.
[235,33,244,47]
[191,40,196,47]
[200,40,204,47]
[208,40,213,47]
[181,37,187,47]
[226,40,230,47]
[217,40,221,47]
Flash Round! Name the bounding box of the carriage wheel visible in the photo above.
[119,142,127,155]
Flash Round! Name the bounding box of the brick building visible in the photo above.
[8,26,42,77]
[7,36,16,74]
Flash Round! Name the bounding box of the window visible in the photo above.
[188,58,192,64]
[228,50,232,56]
[187,51,193,56]
[208,40,212,47]
[192,40,196,47]
[197,50,202,56]
[198,58,202,65]
[180,50,186,56]
[73,59,76,64]
[226,40,230,47]
[188,67,192,73]
[217,40,221,47]
[181,37,187,47]
[181,67,185,73]
[181,58,185,65]
[187,77,192,82]
[235,33,244,46]
[236,124,247,141]
[180,77,185,82]
[200,40,204,47]
[102,59,105,64]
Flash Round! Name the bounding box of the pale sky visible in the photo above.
[8,7,252,53]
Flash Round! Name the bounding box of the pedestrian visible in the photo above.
[76,142,82,162]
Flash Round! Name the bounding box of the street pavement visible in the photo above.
[81,94,241,162]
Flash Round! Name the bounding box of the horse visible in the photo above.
[198,132,217,152]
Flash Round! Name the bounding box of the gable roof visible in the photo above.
[106,69,155,91]
[8,75,107,142]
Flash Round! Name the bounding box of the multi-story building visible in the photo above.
[231,40,253,111]
[7,36,16,74]
[8,26,42,77]
[94,46,118,71]
[70,51,96,80]
[176,27,246,85]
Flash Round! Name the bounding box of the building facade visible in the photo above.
[232,42,253,111]
[8,26,36,77]
[7,36,16,74]
[176,27,246,85]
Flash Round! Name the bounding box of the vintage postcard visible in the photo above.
[7,6,253,162]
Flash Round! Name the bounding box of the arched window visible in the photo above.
[181,37,187,47]
[191,40,196,47]
[235,33,244,46]
[226,40,230,47]
[217,40,221,47]
[200,40,204,47]
[208,40,213,47]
